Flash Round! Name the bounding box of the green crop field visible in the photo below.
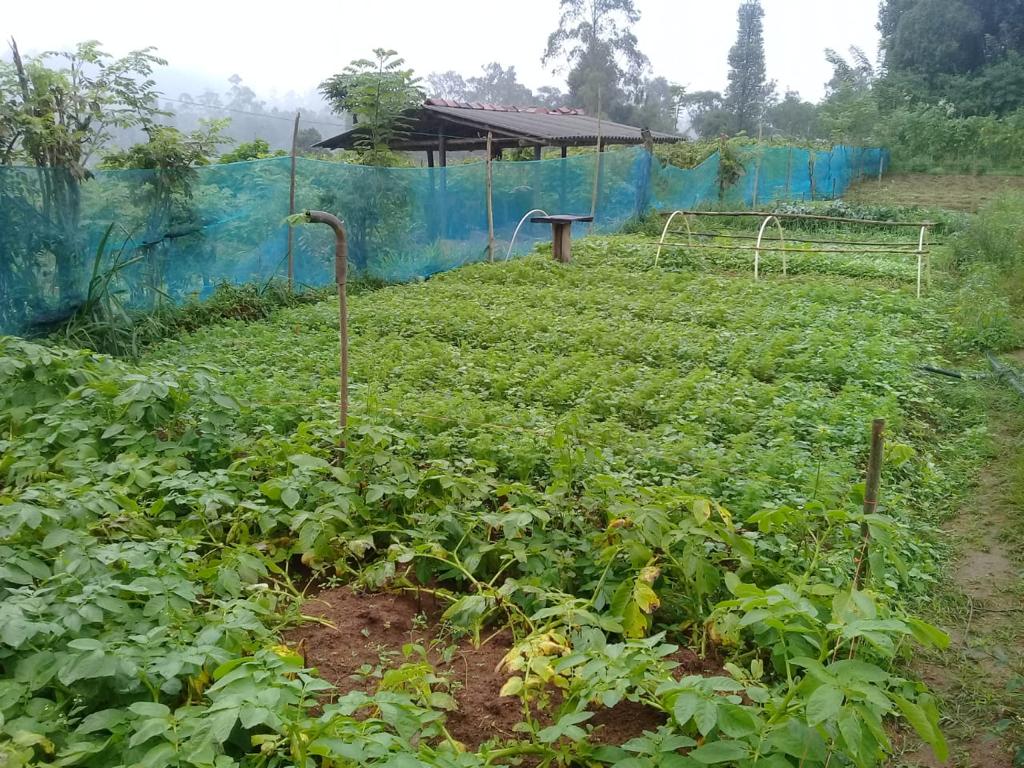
[2,230,1003,768]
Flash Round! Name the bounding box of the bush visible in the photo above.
[950,193,1024,272]
[946,193,1024,351]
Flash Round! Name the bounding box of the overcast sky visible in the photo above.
[5,0,880,105]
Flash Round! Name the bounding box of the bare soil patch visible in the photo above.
[283,586,717,749]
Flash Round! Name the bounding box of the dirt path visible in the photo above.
[896,416,1024,766]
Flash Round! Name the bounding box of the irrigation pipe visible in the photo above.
[986,352,1024,400]
[505,209,549,261]
[291,210,349,447]
[755,215,786,280]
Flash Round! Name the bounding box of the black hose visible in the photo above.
[986,352,1024,400]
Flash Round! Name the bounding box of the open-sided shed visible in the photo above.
[315,99,683,165]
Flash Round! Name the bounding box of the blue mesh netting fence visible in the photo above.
[0,144,886,335]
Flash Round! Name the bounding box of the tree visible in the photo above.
[766,91,820,139]
[681,91,734,138]
[296,127,322,151]
[216,138,286,164]
[319,49,423,165]
[877,0,1024,114]
[0,38,166,302]
[543,0,648,117]
[626,77,683,132]
[426,70,468,101]
[535,85,568,107]
[819,48,880,142]
[1,39,165,173]
[724,0,775,135]
[466,63,534,105]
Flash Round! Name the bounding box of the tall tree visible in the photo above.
[724,0,775,136]
[319,49,423,165]
[542,0,648,116]
[680,91,733,138]
[0,39,166,302]
[465,63,534,105]
[767,91,820,139]
[819,48,879,142]
[425,71,468,101]
[877,0,1024,114]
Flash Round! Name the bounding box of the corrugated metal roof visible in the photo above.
[315,100,682,150]
[422,100,679,143]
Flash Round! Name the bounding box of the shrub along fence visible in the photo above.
[0,144,885,335]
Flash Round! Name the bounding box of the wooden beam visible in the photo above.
[426,150,434,168]
[533,145,542,161]
[561,146,568,159]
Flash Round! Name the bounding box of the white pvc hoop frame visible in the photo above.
[654,210,694,267]
[504,209,550,261]
[654,211,932,298]
[754,215,787,280]
[916,225,927,300]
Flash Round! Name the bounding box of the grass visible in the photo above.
[846,174,1024,213]
[0,225,1014,767]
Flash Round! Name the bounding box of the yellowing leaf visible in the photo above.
[499,676,524,697]
[692,498,712,523]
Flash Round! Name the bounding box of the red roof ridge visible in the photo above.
[424,98,585,115]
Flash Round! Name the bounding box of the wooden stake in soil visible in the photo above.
[303,211,348,446]
[856,418,886,588]
[486,131,495,263]
[287,111,300,292]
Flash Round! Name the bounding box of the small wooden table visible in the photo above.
[530,214,594,263]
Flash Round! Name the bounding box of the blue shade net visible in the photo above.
[0,144,885,335]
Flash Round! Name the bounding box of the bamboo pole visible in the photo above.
[287,111,300,292]
[486,132,495,263]
[655,210,936,228]
[589,89,603,234]
[855,419,886,588]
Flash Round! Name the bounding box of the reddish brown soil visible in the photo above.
[283,586,718,749]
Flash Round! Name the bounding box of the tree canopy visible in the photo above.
[319,49,423,165]
[724,0,774,136]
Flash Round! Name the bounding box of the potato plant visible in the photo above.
[0,237,991,766]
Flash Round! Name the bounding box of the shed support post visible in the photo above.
[439,130,448,241]
[486,132,495,263]
[533,145,542,161]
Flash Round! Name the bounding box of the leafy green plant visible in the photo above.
[0,227,995,766]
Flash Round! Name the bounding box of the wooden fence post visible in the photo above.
[855,418,886,588]
[287,111,300,292]
[486,132,495,263]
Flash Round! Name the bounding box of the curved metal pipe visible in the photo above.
[505,208,550,261]
[754,215,786,280]
[302,210,349,441]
